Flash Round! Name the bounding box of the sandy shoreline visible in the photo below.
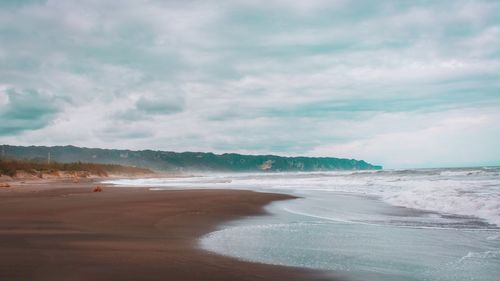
[0,178,342,281]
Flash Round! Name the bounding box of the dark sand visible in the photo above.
[0,179,342,281]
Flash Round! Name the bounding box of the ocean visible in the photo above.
[105,167,500,281]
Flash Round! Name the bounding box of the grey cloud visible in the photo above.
[0,88,60,135]
[99,125,154,140]
[136,96,184,115]
[0,0,499,167]
[113,94,185,122]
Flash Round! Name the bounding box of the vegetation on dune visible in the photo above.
[0,158,153,177]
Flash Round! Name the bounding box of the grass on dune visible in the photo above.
[0,158,153,177]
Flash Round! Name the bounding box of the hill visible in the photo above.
[0,145,382,172]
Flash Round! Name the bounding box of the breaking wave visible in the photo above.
[104,167,500,227]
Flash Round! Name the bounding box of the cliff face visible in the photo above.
[1,145,382,172]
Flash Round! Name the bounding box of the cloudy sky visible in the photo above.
[1,0,499,168]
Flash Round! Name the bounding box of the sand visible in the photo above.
[0,179,344,281]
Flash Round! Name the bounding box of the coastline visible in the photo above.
[0,178,341,281]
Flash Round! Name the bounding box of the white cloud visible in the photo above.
[0,85,10,106]
[0,0,499,167]
[310,109,500,168]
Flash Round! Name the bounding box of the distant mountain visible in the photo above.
[0,145,382,172]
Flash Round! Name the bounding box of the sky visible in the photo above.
[0,0,499,168]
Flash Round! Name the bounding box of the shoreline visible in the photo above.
[0,178,343,281]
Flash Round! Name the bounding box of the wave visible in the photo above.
[459,251,500,262]
[104,168,500,227]
[380,181,500,227]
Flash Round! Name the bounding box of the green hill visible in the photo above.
[1,145,382,172]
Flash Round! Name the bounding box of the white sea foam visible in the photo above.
[459,250,500,262]
[380,180,500,226]
[104,167,500,227]
[486,234,500,240]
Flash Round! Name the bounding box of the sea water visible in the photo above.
[105,167,500,281]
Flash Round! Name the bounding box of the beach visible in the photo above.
[0,178,338,281]
[110,171,500,281]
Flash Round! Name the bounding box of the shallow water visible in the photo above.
[105,167,500,281]
[201,192,500,281]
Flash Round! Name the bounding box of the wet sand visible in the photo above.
[0,179,342,281]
